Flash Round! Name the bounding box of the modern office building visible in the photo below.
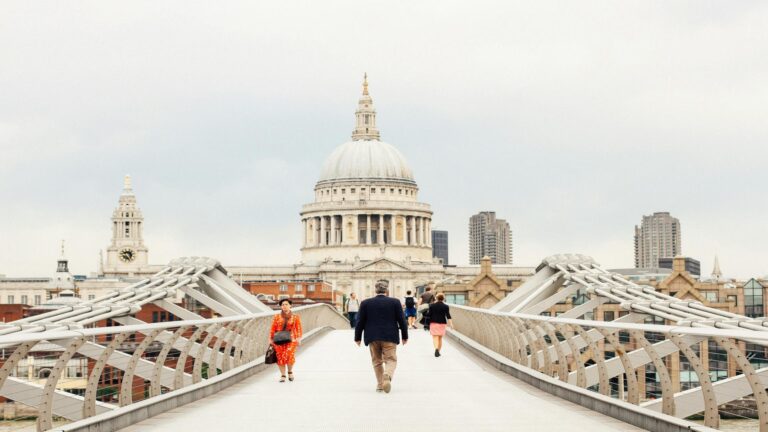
[659,257,700,277]
[469,211,512,264]
[431,230,449,265]
[634,212,681,269]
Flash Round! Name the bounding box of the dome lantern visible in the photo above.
[351,73,380,141]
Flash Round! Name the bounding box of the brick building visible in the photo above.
[241,280,340,310]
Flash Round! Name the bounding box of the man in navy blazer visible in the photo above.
[354,280,408,393]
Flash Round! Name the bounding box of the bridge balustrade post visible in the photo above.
[175,326,207,389]
[631,331,675,416]
[556,324,587,388]
[499,317,521,362]
[527,321,553,375]
[597,328,638,404]
[120,329,162,407]
[222,320,247,371]
[242,317,268,364]
[574,325,609,395]
[507,318,529,366]
[713,336,768,432]
[481,313,499,353]
[668,334,718,429]
[208,322,236,378]
[38,337,87,432]
[513,317,538,370]
[193,323,222,383]
[231,320,252,367]
[151,326,189,396]
[543,323,569,382]
[0,341,36,403]
[84,333,128,418]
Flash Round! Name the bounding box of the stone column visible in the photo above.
[393,213,400,245]
[330,215,337,245]
[420,217,426,245]
[426,219,431,246]
[320,216,326,246]
[366,214,372,245]
[302,219,307,247]
[378,214,384,245]
[352,213,359,244]
[409,216,415,245]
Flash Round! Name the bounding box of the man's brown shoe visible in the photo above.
[382,374,392,393]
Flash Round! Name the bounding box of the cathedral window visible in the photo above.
[390,188,394,193]
[334,189,337,194]
[371,188,375,194]
[351,188,355,193]
[341,189,345,194]
[398,189,402,194]
[380,188,385,193]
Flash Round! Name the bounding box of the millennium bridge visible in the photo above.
[0,255,765,431]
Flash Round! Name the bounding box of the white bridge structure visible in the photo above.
[0,255,766,431]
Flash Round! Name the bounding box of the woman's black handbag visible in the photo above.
[265,344,277,364]
[273,317,292,345]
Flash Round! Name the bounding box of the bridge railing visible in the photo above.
[0,303,347,432]
[450,304,768,431]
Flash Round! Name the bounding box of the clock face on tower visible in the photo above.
[119,248,136,263]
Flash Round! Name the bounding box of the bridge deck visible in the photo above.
[123,329,642,431]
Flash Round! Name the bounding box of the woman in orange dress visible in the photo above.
[270,299,303,382]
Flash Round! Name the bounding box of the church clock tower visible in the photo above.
[105,175,148,275]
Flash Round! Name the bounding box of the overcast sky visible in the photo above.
[1,2,766,279]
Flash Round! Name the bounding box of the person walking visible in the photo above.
[269,299,303,382]
[346,292,360,328]
[403,290,417,329]
[354,280,408,393]
[427,293,453,357]
[417,286,436,331]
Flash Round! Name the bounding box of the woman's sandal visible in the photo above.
[279,375,286,383]
[288,372,294,382]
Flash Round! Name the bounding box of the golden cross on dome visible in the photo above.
[362,72,369,95]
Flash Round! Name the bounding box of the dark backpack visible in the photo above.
[405,296,415,308]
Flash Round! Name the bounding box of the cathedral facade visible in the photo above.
[226,76,533,300]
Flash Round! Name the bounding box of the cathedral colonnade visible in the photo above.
[302,213,431,248]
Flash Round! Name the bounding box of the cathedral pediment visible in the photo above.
[353,257,412,272]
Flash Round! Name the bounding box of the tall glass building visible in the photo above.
[431,230,449,265]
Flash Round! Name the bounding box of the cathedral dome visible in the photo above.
[318,140,415,185]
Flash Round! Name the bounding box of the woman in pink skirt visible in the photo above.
[427,293,453,357]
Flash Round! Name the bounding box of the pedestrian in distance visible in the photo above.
[346,292,360,328]
[417,286,436,331]
[354,280,408,393]
[427,293,453,357]
[403,290,418,329]
[269,298,303,382]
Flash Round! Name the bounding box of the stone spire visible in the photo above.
[56,240,69,273]
[122,174,134,196]
[711,255,722,280]
[351,73,380,141]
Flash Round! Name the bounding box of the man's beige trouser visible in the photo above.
[368,341,397,387]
